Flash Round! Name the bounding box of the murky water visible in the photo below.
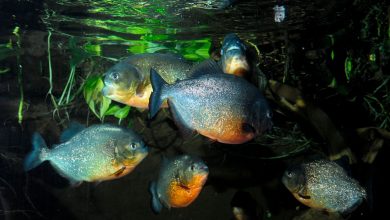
[1,0,388,219]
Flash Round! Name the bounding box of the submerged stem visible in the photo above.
[13,27,24,124]
[46,31,58,111]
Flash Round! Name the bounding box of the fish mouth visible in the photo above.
[199,165,209,173]
[222,53,250,75]
[141,145,149,154]
[101,85,113,98]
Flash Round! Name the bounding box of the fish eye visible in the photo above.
[266,111,272,118]
[130,143,137,149]
[287,171,293,178]
[111,72,119,80]
[190,164,195,171]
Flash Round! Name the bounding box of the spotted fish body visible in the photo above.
[102,53,194,108]
[24,123,148,185]
[282,159,367,214]
[149,64,272,144]
[149,155,209,213]
[220,33,249,77]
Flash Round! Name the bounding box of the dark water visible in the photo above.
[0,0,389,219]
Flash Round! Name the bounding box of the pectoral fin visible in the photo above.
[297,193,311,200]
[112,166,126,177]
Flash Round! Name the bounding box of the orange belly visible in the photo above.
[223,58,249,77]
[167,174,207,207]
[197,117,255,144]
[121,85,168,109]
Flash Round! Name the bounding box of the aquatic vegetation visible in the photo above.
[13,27,24,125]
[2,0,389,219]
[83,75,131,123]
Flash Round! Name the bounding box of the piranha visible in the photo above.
[219,33,249,77]
[24,123,148,185]
[149,61,272,144]
[102,53,194,109]
[149,155,209,213]
[282,159,367,214]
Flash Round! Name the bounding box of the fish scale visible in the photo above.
[149,155,209,213]
[151,70,272,144]
[102,53,194,108]
[24,123,148,185]
[282,159,367,214]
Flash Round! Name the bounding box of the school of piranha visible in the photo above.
[24,33,367,216]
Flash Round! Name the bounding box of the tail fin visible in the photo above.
[24,132,49,171]
[149,181,163,214]
[149,68,168,119]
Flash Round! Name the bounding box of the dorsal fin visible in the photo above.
[60,121,85,143]
[188,59,224,78]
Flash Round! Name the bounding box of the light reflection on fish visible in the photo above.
[102,53,193,108]
[149,61,272,144]
[24,123,148,185]
[282,159,366,214]
[149,155,209,213]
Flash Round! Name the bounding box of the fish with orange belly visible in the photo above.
[149,155,209,213]
[148,60,272,144]
[282,159,367,214]
[219,33,250,77]
[24,123,148,186]
[102,53,194,109]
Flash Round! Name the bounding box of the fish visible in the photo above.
[219,33,249,77]
[102,53,194,108]
[148,61,272,144]
[149,155,209,213]
[282,159,367,214]
[24,122,148,185]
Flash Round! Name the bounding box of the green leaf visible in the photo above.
[104,105,131,119]
[331,50,335,61]
[329,77,337,88]
[0,68,10,74]
[344,57,353,81]
[99,96,112,118]
[369,53,376,62]
[104,105,122,116]
[114,106,131,119]
[84,43,102,56]
[83,75,111,119]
